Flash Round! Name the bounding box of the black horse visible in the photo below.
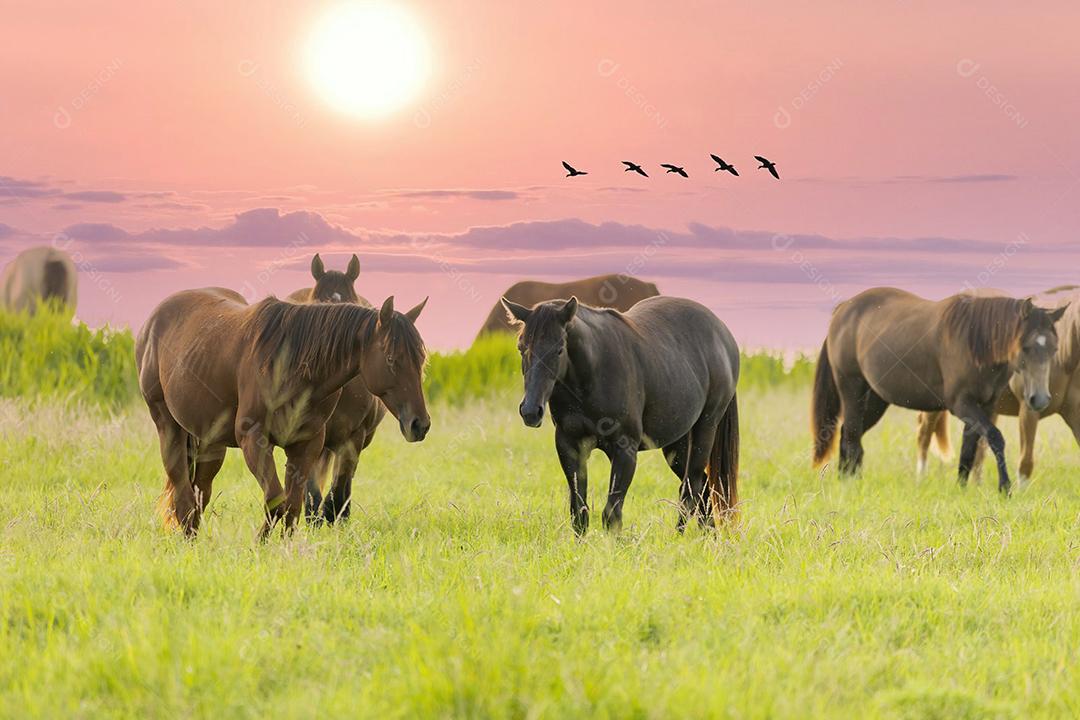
[502,295,740,534]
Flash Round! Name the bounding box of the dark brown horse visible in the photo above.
[503,295,739,534]
[477,274,659,340]
[916,286,1079,482]
[136,287,429,536]
[289,253,398,522]
[813,287,1064,493]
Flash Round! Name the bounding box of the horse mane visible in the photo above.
[940,295,1024,367]
[244,298,425,379]
[1043,289,1080,369]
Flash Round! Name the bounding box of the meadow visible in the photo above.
[2,312,1080,718]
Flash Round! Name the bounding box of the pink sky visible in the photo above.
[2,1,1079,349]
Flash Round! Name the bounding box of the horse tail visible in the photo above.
[42,259,69,304]
[708,391,739,524]
[812,340,841,467]
[932,412,952,459]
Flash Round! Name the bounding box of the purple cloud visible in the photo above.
[63,190,127,203]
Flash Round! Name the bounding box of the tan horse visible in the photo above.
[136,287,429,536]
[917,286,1080,482]
[289,253,399,523]
[813,287,1065,493]
[476,274,659,340]
[1,246,78,314]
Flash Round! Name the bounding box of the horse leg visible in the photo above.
[326,442,362,523]
[601,441,638,532]
[663,435,695,532]
[954,401,1010,494]
[148,400,198,535]
[237,424,286,539]
[969,411,995,485]
[837,378,874,476]
[1017,405,1039,484]
[304,448,333,523]
[282,432,326,533]
[555,428,590,535]
[915,412,939,477]
[191,447,226,528]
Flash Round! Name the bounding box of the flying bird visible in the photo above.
[562,161,588,177]
[661,164,688,178]
[710,154,739,176]
[622,161,648,177]
[755,155,780,180]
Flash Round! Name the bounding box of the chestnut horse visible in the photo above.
[288,253,400,522]
[813,287,1064,493]
[136,287,429,536]
[916,286,1078,482]
[503,295,739,534]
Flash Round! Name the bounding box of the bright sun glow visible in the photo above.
[306,2,430,119]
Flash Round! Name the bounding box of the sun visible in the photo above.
[306,2,431,119]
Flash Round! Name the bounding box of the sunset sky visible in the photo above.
[2,1,1079,348]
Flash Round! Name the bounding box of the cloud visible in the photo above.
[0,175,57,199]
[0,223,16,238]
[799,173,1020,185]
[62,190,127,203]
[385,189,521,201]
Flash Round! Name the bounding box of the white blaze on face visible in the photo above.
[332,292,342,302]
[1036,334,1047,347]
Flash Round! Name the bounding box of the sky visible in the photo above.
[2,1,1079,349]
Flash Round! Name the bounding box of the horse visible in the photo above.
[287,253,372,307]
[1,246,78,315]
[136,287,429,536]
[502,295,739,534]
[812,287,1066,493]
[476,274,659,340]
[288,253,396,523]
[916,286,1080,483]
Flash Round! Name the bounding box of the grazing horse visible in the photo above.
[287,253,371,307]
[503,295,739,534]
[812,287,1065,493]
[288,253,396,523]
[476,274,659,340]
[916,286,1080,482]
[1,246,78,315]
[136,287,429,536]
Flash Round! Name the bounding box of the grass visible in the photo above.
[3,386,1080,718]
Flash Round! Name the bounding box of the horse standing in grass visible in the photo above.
[503,295,739,534]
[136,287,429,536]
[916,286,1080,483]
[1,246,78,315]
[288,253,398,523]
[813,287,1065,493]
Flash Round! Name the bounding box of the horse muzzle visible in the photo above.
[400,415,431,442]
[519,401,544,428]
[1026,392,1050,413]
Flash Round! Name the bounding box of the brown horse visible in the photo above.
[813,287,1065,493]
[504,295,739,534]
[916,286,1080,482]
[1,246,78,315]
[288,253,396,522]
[476,274,659,340]
[287,253,372,307]
[136,287,429,536]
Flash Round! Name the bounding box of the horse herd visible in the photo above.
[3,246,1078,538]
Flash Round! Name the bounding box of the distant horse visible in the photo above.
[813,287,1065,493]
[1,246,78,314]
[288,253,396,523]
[136,287,429,536]
[916,286,1080,483]
[477,274,659,340]
[287,253,371,307]
[503,295,739,534]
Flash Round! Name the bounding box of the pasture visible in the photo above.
[2,318,1080,718]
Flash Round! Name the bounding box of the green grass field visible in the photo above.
[3,382,1080,718]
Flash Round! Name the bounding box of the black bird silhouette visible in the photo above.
[622,161,648,177]
[661,164,688,178]
[710,154,739,176]
[754,155,780,180]
[562,161,588,177]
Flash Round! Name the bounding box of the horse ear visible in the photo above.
[501,297,531,325]
[1050,303,1069,323]
[378,296,395,330]
[560,296,579,323]
[346,254,360,281]
[405,296,428,323]
[1021,297,1034,318]
[311,254,325,280]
